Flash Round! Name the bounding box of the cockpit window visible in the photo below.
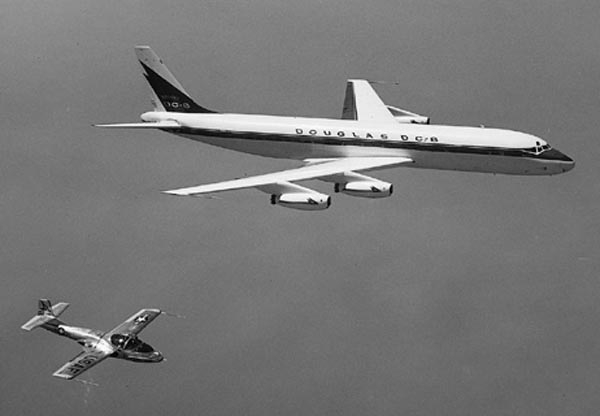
[110,334,128,347]
[134,342,154,353]
[523,143,552,155]
[124,337,142,350]
[110,334,154,352]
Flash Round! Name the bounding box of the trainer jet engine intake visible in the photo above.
[96,46,574,211]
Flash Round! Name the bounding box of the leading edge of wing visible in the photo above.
[163,157,413,196]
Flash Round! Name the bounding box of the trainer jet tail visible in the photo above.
[21,299,69,331]
[21,299,164,380]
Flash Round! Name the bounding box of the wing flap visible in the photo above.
[163,157,412,196]
[53,348,112,380]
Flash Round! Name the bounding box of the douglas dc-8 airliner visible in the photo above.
[96,46,574,210]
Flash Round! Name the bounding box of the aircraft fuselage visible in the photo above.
[142,112,574,176]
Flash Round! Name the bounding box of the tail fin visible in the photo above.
[21,299,69,331]
[135,46,216,114]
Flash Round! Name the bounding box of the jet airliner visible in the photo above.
[96,46,574,210]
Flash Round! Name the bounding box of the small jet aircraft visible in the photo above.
[96,46,574,210]
[21,299,164,380]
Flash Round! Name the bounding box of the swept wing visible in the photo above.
[341,80,397,123]
[163,157,412,197]
[342,80,429,124]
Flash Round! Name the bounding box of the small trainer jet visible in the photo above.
[96,46,574,210]
[21,299,164,380]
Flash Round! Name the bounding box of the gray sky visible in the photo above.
[1,0,599,414]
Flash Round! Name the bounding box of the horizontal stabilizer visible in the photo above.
[21,299,69,331]
[51,302,70,317]
[94,121,180,129]
[21,315,55,331]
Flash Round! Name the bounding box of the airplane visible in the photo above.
[95,46,574,211]
[21,299,164,380]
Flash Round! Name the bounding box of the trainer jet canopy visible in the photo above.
[21,299,164,380]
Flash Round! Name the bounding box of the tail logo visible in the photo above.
[140,62,214,114]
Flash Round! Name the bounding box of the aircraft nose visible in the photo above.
[540,149,575,173]
[153,351,164,362]
[562,159,575,173]
[554,150,575,173]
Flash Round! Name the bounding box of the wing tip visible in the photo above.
[52,372,75,380]
[161,189,188,197]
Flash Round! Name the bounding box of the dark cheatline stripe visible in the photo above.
[140,62,216,114]
[167,126,562,160]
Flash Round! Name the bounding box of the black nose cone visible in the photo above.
[541,149,574,162]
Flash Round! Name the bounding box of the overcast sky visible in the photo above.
[1,1,599,415]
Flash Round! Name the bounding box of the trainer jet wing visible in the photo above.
[163,157,412,210]
[53,348,113,380]
[104,309,162,337]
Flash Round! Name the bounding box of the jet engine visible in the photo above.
[270,192,331,210]
[386,105,430,124]
[334,181,393,198]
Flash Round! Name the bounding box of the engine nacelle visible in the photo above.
[386,105,430,124]
[270,192,331,210]
[393,115,430,124]
[334,181,393,198]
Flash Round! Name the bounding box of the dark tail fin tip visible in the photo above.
[38,299,52,315]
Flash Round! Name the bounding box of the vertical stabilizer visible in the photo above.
[21,299,69,331]
[135,46,216,113]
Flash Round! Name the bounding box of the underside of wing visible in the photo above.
[105,309,162,337]
[163,157,412,197]
[53,348,112,380]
